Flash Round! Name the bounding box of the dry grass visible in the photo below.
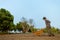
[34,29,44,36]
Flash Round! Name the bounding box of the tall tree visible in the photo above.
[0,8,14,32]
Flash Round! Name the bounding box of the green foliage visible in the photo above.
[51,27,60,33]
[29,27,38,32]
[16,22,23,31]
[43,27,60,34]
[0,8,14,32]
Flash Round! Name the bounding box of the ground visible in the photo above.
[0,33,60,40]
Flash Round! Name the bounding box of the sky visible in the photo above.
[0,0,60,29]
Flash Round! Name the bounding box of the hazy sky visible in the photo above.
[0,0,60,29]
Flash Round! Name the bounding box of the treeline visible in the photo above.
[0,8,37,33]
[0,8,60,34]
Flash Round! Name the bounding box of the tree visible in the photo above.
[0,8,14,32]
[16,17,36,33]
[16,22,23,31]
[20,17,29,33]
[28,19,35,32]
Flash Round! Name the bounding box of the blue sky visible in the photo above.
[0,0,60,29]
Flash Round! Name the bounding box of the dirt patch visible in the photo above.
[0,33,60,40]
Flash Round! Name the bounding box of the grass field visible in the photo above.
[0,33,60,40]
